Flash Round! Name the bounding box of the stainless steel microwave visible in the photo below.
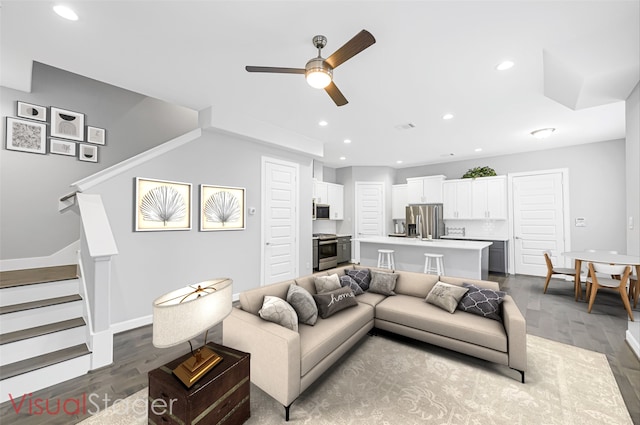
[314,203,330,220]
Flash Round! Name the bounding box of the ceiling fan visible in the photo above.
[245,29,376,106]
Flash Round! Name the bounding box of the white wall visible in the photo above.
[0,63,198,259]
[88,128,314,325]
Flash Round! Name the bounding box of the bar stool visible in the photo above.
[377,249,396,270]
[424,253,445,276]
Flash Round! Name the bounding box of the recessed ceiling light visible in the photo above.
[496,60,514,71]
[318,120,328,127]
[343,139,351,144]
[530,128,556,139]
[442,113,454,120]
[339,156,346,160]
[396,160,403,164]
[53,5,79,21]
[474,148,482,152]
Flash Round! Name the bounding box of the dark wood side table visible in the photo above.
[148,342,250,425]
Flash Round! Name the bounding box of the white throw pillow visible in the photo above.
[258,296,298,331]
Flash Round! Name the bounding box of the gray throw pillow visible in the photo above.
[286,284,318,325]
[339,275,364,295]
[368,270,398,296]
[345,269,371,291]
[313,274,342,294]
[457,283,506,321]
[425,281,469,313]
[258,296,298,331]
[312,286,357,319]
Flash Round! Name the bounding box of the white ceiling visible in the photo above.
[2,1,639,168]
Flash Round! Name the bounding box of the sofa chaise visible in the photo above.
[223,264,526,420]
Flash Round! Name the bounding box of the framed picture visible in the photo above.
[50,139,76,156]
[200,184,245,231]
[5,117,47,154]
[136,177,192,231]
[78,144,98,162]
[87,126,106,145]
[17,101,47,122]
[50,107,85,141]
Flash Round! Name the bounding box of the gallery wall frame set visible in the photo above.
[4,101,106,162]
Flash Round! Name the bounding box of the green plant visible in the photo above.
[461,166,497,179]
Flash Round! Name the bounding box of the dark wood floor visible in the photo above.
[1,273,638,424]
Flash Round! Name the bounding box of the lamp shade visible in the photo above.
[152,278,232,348]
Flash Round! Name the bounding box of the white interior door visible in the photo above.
[262,158,298,285]
[511,170,568,276]
[354,181,385,262]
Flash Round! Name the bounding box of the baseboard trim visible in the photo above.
[625,329,640,360]
[111,315,152,334]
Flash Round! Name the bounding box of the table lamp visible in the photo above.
[152,278,233,388]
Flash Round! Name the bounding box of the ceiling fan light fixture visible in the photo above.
[531,128,556,139]
[305,58,332,89]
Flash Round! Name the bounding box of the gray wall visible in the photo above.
[89,129,314,325]
[0,63,198,259]
[393,139,627,253]
[627,83,639,257]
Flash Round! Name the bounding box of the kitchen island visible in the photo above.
[354,236,491,279]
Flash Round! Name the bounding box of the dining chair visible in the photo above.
[586,262,634,321]
[542,250,577,294]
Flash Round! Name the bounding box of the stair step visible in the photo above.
[0,344,91,380]
[0,317,86,345]
[0,294,82,315]
[0,265,78,289]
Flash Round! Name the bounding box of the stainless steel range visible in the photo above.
[313,233,338,271]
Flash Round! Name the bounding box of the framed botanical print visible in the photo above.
[50,139,77,156]
[135,177,192,231]
[50,107,85,141]
[5,117,47,154]
[200,184,246,231]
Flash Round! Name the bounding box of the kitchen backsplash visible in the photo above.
[313,219,337,234]
[443,219,509,239]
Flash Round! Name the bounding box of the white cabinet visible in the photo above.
[313,180,328,204]
[472,176,507,219]
[442,176,507,220]
[442,180,472,219]
[327,183,344,220]
[314,180,344,220]
[406,175,446,204]
[391,184,408,219]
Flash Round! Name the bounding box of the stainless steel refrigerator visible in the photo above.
[405,204,444,239]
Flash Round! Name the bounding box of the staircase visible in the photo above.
[0,265,92,404]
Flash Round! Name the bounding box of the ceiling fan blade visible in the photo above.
[245,66,305,74]
[325,30,376,69]
[325,82,348,106]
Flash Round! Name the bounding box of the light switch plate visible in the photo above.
[575,217,586,227]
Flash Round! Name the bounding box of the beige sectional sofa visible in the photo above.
[223,264,526,421]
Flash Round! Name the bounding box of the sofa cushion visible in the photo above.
[345,269,371,291]
[298,302,374,376]
[239,280,294,315]
[394,271,439,298]
[314,274,342,294]
[312,287,358,319]
[376,294,507,352]
[295,275,319,295]
[355,291,388,308]
[440,276,500,291]
[425,281,469,313]
[368,270,398,295]
[457,283,506,321]
[339,275,364,295]
[286,284,318,325]
[258,296,298,332]
[323,265,355,276]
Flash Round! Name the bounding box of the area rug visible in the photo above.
[79,334,633,425]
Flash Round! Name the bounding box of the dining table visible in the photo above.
[562,250,640,304]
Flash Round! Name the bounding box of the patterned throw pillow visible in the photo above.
[258,296,299,331]
[339,275,364,295]
[313,274,342,294]
[425,281,469,313]
[345,269,372,291]
[312,287,358,319]
[457,283,506,321]
[368,270,398,296]
[286,284,318,325]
